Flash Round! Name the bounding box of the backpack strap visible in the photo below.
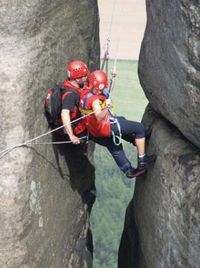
[79,92,94,115]
[61,87,77,103]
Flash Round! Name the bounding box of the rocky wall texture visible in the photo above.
[0,1,99,267]
[119,107,200,268]
[138,0,200,148]
[119,1,200,267]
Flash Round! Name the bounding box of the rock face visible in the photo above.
[119,108,200,268]
[0,1,99,267]
[119,1,200,267]
[138,1,200,148]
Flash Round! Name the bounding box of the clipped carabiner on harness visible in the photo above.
[110,116,122,146]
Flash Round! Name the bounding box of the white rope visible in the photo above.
[101,0,125,95]
[101,37,110,71]
[24,136,88,145]
[112,0,126,74]
[0,111,96,159]
[101,0,117,71]
[108,0,117,38]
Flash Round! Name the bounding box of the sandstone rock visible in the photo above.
[120,1,200,267]
[138,1,200,148]
[0,1,99,267]
[119,109,200,268]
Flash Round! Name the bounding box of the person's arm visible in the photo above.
[92,99,109,121]
[61,109,80,144]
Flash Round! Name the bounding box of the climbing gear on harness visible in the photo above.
[89,70,108,91]
[67,60,89,79]
[110,116,122,146]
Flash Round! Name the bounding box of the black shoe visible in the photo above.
[126,167,146,178]
[137,154,156,170]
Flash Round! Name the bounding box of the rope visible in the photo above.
[101,0,117,72]
[109,0,125,82]
[101,0,126,95]
[100,0,123,146]
[0,111,96,159]
[101,37,110,72]
[108,0,117,38]
[23,136,88,145]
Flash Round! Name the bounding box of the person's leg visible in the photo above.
[111,116,146,154]
[135,137,145,156]
[111,116,156,175]
[93,137,137,177]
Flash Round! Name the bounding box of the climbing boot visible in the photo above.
[125,167,146,179]
[137,154,157,171]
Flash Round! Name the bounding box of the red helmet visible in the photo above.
[89,70,108,91]
[67,60,89,79]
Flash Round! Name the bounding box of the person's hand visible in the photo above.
[70,135,80,144]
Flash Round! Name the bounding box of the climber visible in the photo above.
[79,70,156,176]
[58,60,89,144]
[50,60,140,178]
[49,60,150,178]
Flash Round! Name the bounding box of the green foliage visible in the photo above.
[91,144,135,268]
[90,60,147,268]
[111,60,148,121]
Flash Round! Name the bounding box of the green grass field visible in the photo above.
[91,60,148,268]
[110,60,148,121]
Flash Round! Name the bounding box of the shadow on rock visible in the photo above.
[52,133,96,211]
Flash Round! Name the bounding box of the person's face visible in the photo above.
[91,87,103,95]
[75,76,88,88]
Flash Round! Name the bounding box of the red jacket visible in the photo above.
[57,80,86,136]
[79,89,111,137]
